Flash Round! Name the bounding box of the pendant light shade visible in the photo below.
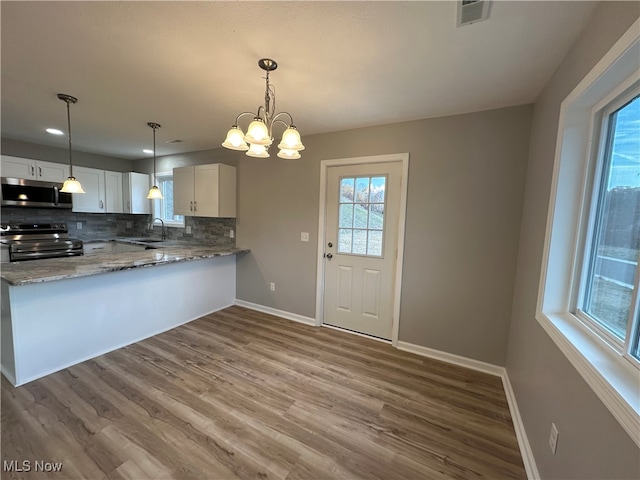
[146,122,163,200]
[61,177,85,193]
[57,94,85,194]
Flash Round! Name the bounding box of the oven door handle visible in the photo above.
[53,185,59,205]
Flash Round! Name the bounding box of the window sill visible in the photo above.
[537,311,640,446]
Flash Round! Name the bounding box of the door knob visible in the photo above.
[327,242,333,248]
[326,253,333,259]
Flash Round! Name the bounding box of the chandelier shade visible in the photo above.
[246,143,270,158]
[222,126,249,151]
[222,58,304,159]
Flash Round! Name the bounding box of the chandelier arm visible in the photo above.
[235,112,256,126]
[272,112,294,126]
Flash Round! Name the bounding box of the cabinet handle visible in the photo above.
[31,165,35,177]
[99,200,104,209]
[38,166,42,177]
[194,201,197,212]
[127,201,130,210]
[190,201,193,212]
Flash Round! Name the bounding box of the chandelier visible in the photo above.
[222,58,304,159]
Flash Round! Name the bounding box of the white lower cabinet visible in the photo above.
[83,242,113,255]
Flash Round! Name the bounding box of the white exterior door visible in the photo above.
[322,162,402,340]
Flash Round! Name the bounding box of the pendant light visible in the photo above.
[58,94,85,193]
[146,122,163,199]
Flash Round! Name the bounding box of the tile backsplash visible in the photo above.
[0,208,236,247]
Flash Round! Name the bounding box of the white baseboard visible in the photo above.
[396,341,505,377]
[502,373,540,479]
[234,299,316,326]
[396,340,538,479]
[230,305,538,479]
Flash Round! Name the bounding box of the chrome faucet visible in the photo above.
[151,217,166,241]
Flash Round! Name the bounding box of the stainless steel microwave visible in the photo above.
[0,177,73,209]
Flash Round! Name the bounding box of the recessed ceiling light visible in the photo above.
[46,128,64,135]
[143,149,154,154]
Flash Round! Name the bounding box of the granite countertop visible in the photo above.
[1,239,249,286]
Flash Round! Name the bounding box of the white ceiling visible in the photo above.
[1,1,597,161]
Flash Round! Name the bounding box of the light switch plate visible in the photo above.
[230,229,235,239]
[301,232,309,242]
[186,226,192,234]
[77,222,82,230]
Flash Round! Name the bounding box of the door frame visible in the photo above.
[315,153,410,345]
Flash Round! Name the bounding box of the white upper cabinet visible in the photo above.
[105,171,123,214]
[173,163,236,218]
[123,172,150,214]
[72,166,106,213]
[1,155,69,183]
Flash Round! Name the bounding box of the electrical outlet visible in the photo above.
[76,222,82,230]
[301,232,309,242]
[186,226,192,234]
[126,221,132,229]
[230,229,235,239]
[270,282,276,291]
[549,423,559,454]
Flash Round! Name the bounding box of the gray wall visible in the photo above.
[1,137,134,172]
[506,2,640,479]
[235,105,532,366]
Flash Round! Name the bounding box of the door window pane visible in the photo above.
[336,175,387,257]
[354,204,368,229]
[352,229,368,255]
[355,177,369,203]
[582,96,639,340]
[340,178,355,203]
[338,229,352,254]
[368,230,383,256]
[339,204,354,228]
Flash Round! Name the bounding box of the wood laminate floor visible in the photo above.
[1,306,526,479]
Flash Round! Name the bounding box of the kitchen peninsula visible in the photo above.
[1,242,248,386]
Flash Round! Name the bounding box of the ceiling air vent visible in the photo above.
[457,0,491,27]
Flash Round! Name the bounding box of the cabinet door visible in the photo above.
[125,172,151,214]
[173,166,194,216]
[194,164,219,217]
[72,166,105,213]
[105,171,124,213]
[1,156,36,179]
[36,161,69,183]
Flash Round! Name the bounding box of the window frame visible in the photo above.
[573,88,640,357]
[536,19,640,448]
[151,171,185,228]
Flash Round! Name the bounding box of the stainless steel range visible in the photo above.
[0,223,83,262]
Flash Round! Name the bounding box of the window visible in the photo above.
[577,94,640,352]
[338,176,386,256]
[537,24,640,447]
[152,172,184,227]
